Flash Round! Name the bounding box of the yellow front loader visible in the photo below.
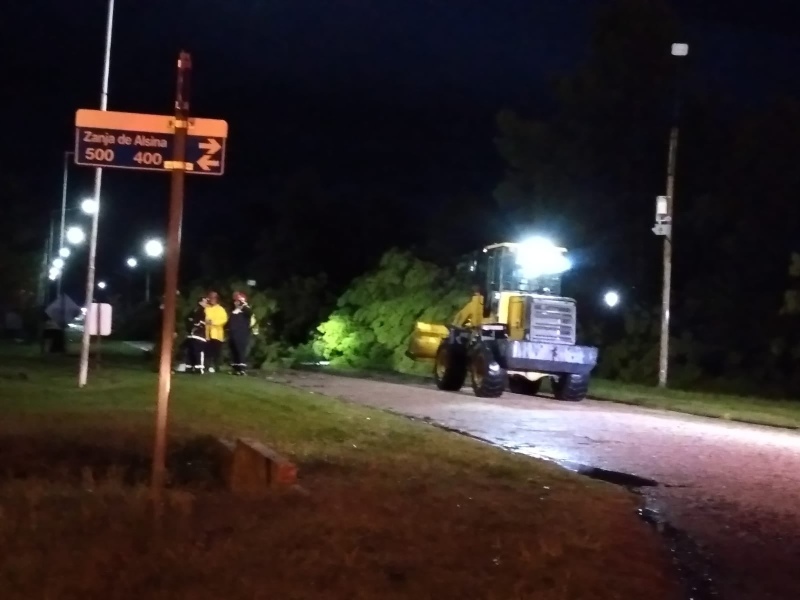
[406,241,598,400]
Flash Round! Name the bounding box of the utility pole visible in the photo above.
[151,51,192,510]
[58,151,73,342]
[655,42,689,388]
[43,218,55,301]
[658,127,678,387]
[79,0,115,387]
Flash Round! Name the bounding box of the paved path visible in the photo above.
[125,341,154,352]
[282,371,800,600]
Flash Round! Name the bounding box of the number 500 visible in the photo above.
[85,148,115,162]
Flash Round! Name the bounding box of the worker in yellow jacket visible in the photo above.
[204,291,228,373]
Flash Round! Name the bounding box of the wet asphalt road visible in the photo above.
[282,371,800,600]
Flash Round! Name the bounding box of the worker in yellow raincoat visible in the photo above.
[204,291,228,373]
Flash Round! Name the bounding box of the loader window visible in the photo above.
[484,247,562,297]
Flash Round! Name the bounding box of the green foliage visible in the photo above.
[767,253,800,393]
[0,173,42,309]
[782,253,800,316]
[271,274,336,346]
[313,249,469,372]
[589,304,703,387]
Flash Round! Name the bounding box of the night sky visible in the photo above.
[3,0,800,296]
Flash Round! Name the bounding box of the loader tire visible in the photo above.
[552,373,589,402]
[508,376,542,396]
[469,344,506,398]
[434,342,467,391]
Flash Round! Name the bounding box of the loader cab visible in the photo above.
[476,240,571,318]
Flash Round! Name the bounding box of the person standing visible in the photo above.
[228,291,255,375]
[184,296,208,373]
[204,291,228,373]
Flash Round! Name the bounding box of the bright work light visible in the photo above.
[515,237,571,277]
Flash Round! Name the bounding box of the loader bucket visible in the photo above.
[406,322,450,361]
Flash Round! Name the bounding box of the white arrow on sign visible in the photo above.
[196,137,222,171]
[197,154,221,171]
[198,138,221,155]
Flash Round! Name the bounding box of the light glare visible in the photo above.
[671,43,689,57]
[604,291,620,308]
[516,237,571,277]
[66,226,86,245]
[144,239,164,258]
[58,247,71,258]
[97,281,107,290]
[126,257,138,268]
[81,198,99,214]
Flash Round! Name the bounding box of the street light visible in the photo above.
[52,257,65,270]
[143,239,164,302]
[126,257,138,268]
[97,281,107,290]
[671,43,689,57]
[144,239,164,258]
[656,41,689,389]
[81,198,99,215]
[48,267,61,281]
[66,226,86,245]
[604,291,620,308]
[78,0,116,388]
[58,247,71,258]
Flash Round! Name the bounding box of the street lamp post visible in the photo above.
[58,151,74,273]
[125,257,138,307]
[144,239,164,303]
[656,42,689,389]
[56,153,74,341]
[79,0,115,388]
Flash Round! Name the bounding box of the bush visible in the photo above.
[313,249,469,372]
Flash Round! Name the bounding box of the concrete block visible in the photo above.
[225,437,298,496]
[215,438,235,485]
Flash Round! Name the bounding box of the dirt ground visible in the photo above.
[282,370,800,600]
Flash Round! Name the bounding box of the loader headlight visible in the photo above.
[515,237,571,277]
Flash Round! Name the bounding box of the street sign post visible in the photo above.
[74,109,227,175]
[86,303,113,336]
[72,51,228,515]
[45,293,81,328]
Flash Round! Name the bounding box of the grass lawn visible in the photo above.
[0,346,681,600]
[590,379,800,430]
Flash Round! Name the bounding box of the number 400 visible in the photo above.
[134,151,163,166]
